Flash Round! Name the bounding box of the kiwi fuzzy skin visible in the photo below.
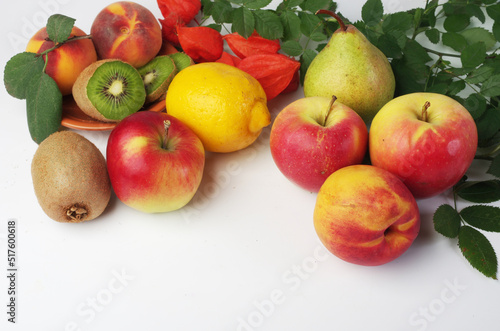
[31,131,111,223]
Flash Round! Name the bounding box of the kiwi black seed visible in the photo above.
[168,52,195,72]
[31,131,111,223]
[138,56,178,104]
[72,59,146,122]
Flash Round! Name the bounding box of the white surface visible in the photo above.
[1,0,500,330]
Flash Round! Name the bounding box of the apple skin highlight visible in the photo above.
[270,96,368,192]
[369,92,478,199]
[106,111,205,213]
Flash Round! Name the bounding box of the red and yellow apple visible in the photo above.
[369,92,478,199]
[270,96,368,192]
[26,26,97,95]
[106,111,205,213]
[91,1,162,68]
[314,164,420,266]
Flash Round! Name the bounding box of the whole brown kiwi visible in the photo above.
[31,131,111,223]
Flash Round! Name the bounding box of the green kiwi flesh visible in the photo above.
[168,52,194,72]
[138,56,178,104]
[73,59,146,122]
[31,131,111,223]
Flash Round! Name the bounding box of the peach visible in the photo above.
[26,26,97,96]
[313,165,420,266]
[90,1,162,68]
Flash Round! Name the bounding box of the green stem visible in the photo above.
[37,34,93,58]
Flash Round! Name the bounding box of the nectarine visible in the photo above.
[90,1,162,68]
[26,26,97,96]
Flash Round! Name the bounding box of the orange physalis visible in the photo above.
[223,31,281,59]
[177,26,223,63]
[237,53,301,100]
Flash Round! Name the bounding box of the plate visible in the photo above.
[61,96,166,131]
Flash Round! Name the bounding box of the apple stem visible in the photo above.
[421,101,431,122]
[163,120,171,150]
[323,95,337,126]
[316,9,347,31]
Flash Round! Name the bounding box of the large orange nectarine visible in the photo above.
[90,1,162,68]
[26,26,97,96]
[313,165,420,266]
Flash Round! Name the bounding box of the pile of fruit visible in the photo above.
[4,0,500,279]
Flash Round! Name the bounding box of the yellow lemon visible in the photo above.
[165,62,271,153]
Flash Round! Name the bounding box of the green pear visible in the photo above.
[303,10,395,124]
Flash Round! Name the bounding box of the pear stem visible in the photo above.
[163,120,171,150]
[316,9,347,32]
[323,95,337,126]
[421,101,431,122]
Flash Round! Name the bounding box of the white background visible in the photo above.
[1,0,500,330]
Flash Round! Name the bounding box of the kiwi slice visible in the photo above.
[31,131,111,223]
[168,52,194,72]
[72,59,146,122]
[138,56,178,104]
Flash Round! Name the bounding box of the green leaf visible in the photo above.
[46,14,76,44]
[277,0,304,10]
[280,10,302,41]
[488,155,500,178]
[376,33,404,59]
[425,28,440,44]
[466,65,495,85]
[231,7,255,38]
[475,107,500,144]
[253,9,283,40]
[486,3,500,21]
[461,42,486,69]
[211,0,233,23]
[300,0,334,13]
[382,12,413,33]
[461,205,500,232]
[433,204,461,238]
[26,73,63,144]
[362,0,383,26]
[281,40,303,56]
[443,14,470,33]
[458,226,498,279]
[299,48,317,85]
[493,22,500,42]
[460,27,497,51]
[4,52,45,100]
[299,11,322,38]
[481,75,500,97]
[442,32,467,52]
[244,0,272,10]
[464,93,487,119]
[457,180,500,203]
[466,4,486,23]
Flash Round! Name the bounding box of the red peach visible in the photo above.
[313,165,420,266]
[90,1,162,68]
[26,26,97,96]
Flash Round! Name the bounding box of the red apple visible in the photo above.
[270,96,368,192]
[106,111,205,213]
[369,92,478,199]
[314,164,420,266]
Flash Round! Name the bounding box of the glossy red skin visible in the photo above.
[106,111,205,213]
[270,97,368,192]
[369,93,478,199]
[313,165,421,266]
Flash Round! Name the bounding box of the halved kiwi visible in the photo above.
[138,56,178,104]
[168,52,194,72]
[72,59,146,122]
